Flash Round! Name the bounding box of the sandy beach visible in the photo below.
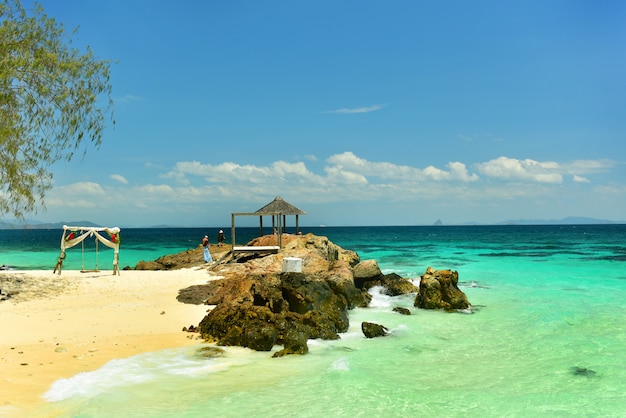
[0,268,216,416]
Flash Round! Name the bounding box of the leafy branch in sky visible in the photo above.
[0,0,114,220]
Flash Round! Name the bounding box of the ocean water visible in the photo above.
[2,225,626,417]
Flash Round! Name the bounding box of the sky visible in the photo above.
[18,0,626,227]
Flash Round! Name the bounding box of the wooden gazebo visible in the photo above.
[230,196,307,253]
[255,195,307,235]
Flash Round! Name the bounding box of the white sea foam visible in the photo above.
[42,346,243,402]
[366,285,394,308]
[330,357,350,371]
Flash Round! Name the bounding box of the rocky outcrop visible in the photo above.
[414,267,470,311]
[170,234,472,355]
[133,246,231,270]
[190,234,371,354]
[198,271,363,352]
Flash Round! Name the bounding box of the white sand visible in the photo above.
[0,268,217,415]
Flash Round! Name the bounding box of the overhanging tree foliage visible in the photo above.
[0,0,114,220]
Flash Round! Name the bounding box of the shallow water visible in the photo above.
[2,225,626,417]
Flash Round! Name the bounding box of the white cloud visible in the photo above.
[324,104,386,114]
[118,94,144,103]
[324,165,369,185]
[326,152,477,183]
[110,174,128,184]
[40,153,623,226]
[562,159,615,174]
[46,182,106,209]
[475,156,563,183]
[424,162,479,182]
[136,184,175,195]
[60,182,106,196]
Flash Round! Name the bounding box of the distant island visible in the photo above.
[493,216,623,225]
[1,216,624,230]
[437,216,623,226]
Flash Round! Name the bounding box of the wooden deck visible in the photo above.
[232,245,280,254]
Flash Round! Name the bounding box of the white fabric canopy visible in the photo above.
[55,225,121,275]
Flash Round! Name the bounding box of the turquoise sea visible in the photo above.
[2,225,626,417]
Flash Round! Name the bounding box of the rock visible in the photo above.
[570,366,597,377]
[194,235,370,355]
[196,346,226,358]
[272,326,309,357]
[377,273,419,296]
[325,267,371,309]
[169,234,470,355]
[177,281,226,305]
[392,307,411,315]
[361,322,388,338]
[134,260,164,270]
[352,260,383,288]
[246,324,278,351]
[134,246,230,270]
[0,287,13,301]
[414,267,471,311]
[359,271,418,297]
[197,270,360,352]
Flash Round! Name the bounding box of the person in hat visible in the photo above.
[217,229,225,246]
[202,235,213,263]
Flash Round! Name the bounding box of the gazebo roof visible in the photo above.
[255,196,307,215]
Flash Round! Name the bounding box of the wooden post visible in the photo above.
[259,215,263,236]
[231,213,236,248]
[277,212,282,248]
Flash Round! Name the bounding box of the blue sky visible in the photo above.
[27,0,626,227]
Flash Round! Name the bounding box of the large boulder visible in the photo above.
[361,271,419,296]
[380,273,419,296]
[352,259,383,288]
[414,267,470,311]
[198,269,368,353]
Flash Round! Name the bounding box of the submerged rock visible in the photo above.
[570,366,597,377]
[196,346,226,358]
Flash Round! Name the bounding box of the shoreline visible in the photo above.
[0,268,217,416]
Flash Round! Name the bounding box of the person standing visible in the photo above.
[202,235,213,263]
[217,229,225,246]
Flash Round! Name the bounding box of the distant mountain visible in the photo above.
[147,224,186,228]
[495,217,622,225]
[0,220,102,230]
